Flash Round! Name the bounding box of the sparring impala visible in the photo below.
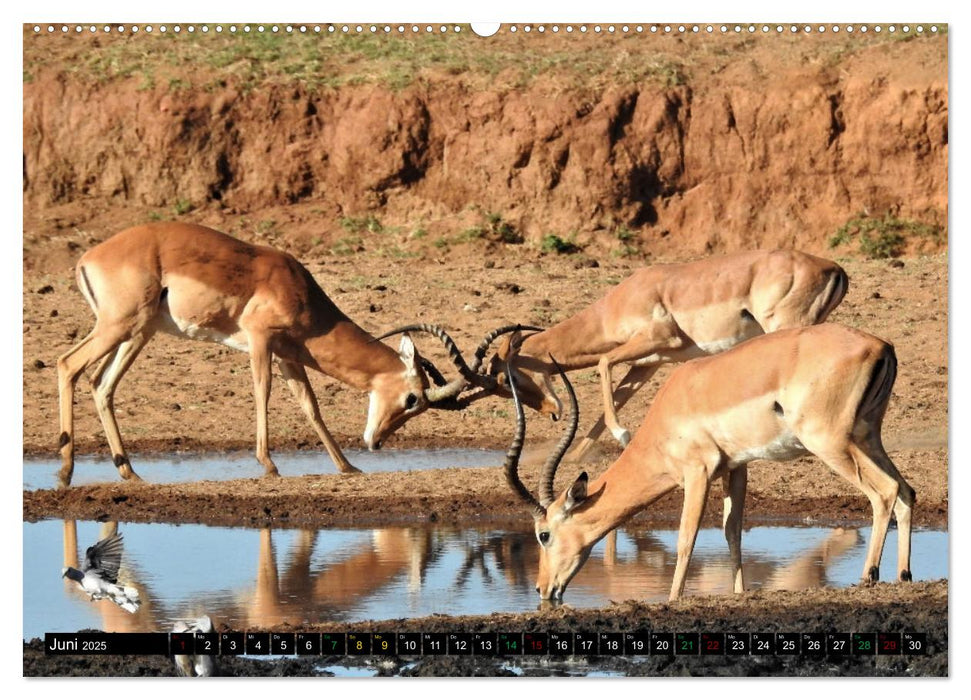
[56,223,494,488]
[485,250,848,461]
[503,323,914,602]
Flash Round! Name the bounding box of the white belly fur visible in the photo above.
[156,312,249,352]
[690,304,764,355]
[696,334,749,354]
[729,432,808,466]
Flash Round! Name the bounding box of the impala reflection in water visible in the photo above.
[25,519,945,640]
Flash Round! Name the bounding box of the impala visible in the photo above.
[502,323,915,601]
[56,223,492,488]
[485,250,848,460]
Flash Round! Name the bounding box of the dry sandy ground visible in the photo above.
[24,251,948,527]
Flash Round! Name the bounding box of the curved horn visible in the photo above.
[374,323,545,404]
[539,354,579,507]
[373,323,490,402]
[505,357,546,517]
[469,324,544,373]
[419,357,449,388]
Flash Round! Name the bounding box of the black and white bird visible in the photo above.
[61,532,141,613]
[173,615,216,677]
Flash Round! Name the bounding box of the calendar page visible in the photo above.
[21,16,948,680]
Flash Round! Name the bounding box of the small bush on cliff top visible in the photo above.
[26,25,943,94]
[829,212,942,259]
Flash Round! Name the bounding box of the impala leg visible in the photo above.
[858,439,915,582]
[277,360,362,475]
[850,444,899,585]
[815,446,897,585]
[249,337,280,478]
[723,465,748,594]
[90,332,153,482]
[669,465,711,601]
[569,364,658,462]
[596,330,682,450]
[597,356,630,447]
[57,325,129,489]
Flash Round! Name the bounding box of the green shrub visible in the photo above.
[339,215,383,234]
[829,212,942,259]
[541,234,581,254]
[172,198,193,215]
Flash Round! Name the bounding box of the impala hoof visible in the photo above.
[611,428,631,448]
[262,470,281,479]
[900,569,913,582]
[340,465,363,476]
[862,565,879,585]
[117,459,142,482]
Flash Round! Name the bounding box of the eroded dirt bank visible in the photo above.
[23,580,948,676]
[23,29,946,259]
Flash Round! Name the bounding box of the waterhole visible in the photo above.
[23,448,506,491]
[24,519,947,642]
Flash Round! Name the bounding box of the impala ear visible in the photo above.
[496,331,523,362]
[398,333,419,370]
[564,471,588,513]
[507,330,524,357]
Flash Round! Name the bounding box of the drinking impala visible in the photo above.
[502,323,914,601]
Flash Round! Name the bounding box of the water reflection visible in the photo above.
[23,449,506,491]
[27,520,945,640]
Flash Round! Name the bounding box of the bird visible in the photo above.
[61,532,141,613]
[173,615,216,677]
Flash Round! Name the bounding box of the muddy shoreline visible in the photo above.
[23,451,948,529]
[24,581,948,677]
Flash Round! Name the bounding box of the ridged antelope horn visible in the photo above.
[539,354,579,507]
[419,357,449,388]
[468,324,544,373]
[372,324,491,403]
[504,357,546,518]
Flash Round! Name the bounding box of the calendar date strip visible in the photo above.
[44,631,928,657]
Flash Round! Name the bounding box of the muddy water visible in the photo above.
[24,519,947,641]
[22,448,506,490]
